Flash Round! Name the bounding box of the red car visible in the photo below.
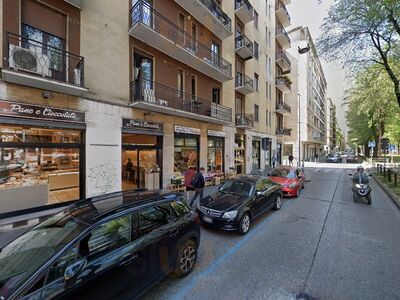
[268,166,305,197]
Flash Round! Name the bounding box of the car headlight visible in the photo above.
[222,210,238,219]
[289,182,296,188]
[355,184,361,189]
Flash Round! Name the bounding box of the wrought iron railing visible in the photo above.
[275,1,291,23]
[276,102,292,113]
[276,50,291,68]
[235,73,254,91]
[130,1,232,78]
[236,113,254,127]
[276,128,292,136]
[131,78,232,122]
[235,0,253,12]
[276,26,291,45]
[235,34,254,53]
[198,0,231,32]
[5,32,84,87]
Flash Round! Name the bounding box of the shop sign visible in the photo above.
[174,125,200,135]
[123,118,163,131]
[0,100,85,123]
[207,130,226,137]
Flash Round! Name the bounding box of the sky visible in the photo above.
[287,0,349,135]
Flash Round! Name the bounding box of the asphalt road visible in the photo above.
[143,167,400,300]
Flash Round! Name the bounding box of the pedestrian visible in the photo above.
[272,154,277,168]
[189,167,205,208]
[315,153,319,162]
[184,166,196,200]
[288,154,294,166]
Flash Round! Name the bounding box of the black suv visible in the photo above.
[0,190,200,300]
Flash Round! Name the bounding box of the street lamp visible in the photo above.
[297,44,310,167]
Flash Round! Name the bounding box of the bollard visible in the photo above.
[388,169,392,182]
[395,173,398,187]
[384,167,386,176]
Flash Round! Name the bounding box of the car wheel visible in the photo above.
[174,240,197,277]
[274,195,282,210]
[238,213,251,235]
[367,194,372,205]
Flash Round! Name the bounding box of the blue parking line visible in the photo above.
[170,199,297,300]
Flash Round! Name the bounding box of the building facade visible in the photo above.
[287,26,327,162]
[326,98,337,154]
[0,0,291,216]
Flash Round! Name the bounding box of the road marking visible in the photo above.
[170,200,298,300]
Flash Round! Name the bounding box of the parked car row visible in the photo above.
[0,166,304,300]
[326,152,360,163]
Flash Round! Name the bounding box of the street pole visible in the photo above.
[298,92,301,167]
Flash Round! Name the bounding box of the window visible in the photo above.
[268,31,272,47]
[269,111,272,127]
[269,83,272,99]
[266,26,269,45]
[254,105,259,122]
[191,23,198,51]
[269,58,272,75]
[266,109,269,125]
[266,54,269,74]
[268,3,272,20]
[212,87,221,104]
[254,73,259,91]
[256,179,274,192]
[254,42,259,59]
[138,204,173,238]
[178,69,184,98]
[266,82,269,99]
[191,75,197,100]
[254,10,258,29]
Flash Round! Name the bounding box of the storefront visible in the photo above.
[207,130,225,172]
[262,137,272,167]
[174,125,200,173]
[252,139,261,171]
[121,119,163,190]
[0,100,85,214]
[234,134,246,174]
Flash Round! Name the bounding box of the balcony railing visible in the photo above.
[130,1,231,78]
[198,0,231,32]
[276,76,291,90]
[276,26,291,44]
[5,32,84,87]
[276,128,292,136]
[235,73,253,90]
[236,113,254,127]
[235,0,253,12]
[275,1,291,23]
[131,78,232,122]
[235,34,253,52]
[276,102,292,113]
[276,51,291,68]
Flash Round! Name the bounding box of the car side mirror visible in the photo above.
[64,258,87,283]
[267,173,270,176]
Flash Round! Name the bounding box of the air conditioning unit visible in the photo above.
[8,44,51,77]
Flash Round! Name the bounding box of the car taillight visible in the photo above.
[192,211,200,224]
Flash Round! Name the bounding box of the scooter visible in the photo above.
[352,182,372,205]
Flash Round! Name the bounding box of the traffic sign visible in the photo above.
[389,144,396,151]
[368,140,376,148]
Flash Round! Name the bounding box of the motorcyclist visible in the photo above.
[353,165,369,185]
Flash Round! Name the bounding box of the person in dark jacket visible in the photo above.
[189,167,205,208]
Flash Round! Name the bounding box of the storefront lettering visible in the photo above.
[207,130,226,137]
[174,125,201,135]
[0,100,85,123]
[122,119,163,131]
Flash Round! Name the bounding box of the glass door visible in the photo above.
[138,149,158,189]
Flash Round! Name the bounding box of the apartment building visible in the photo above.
[326,98,337,154]
[274,0,292,165]
[287,26,327,161]
[0,0,286,215]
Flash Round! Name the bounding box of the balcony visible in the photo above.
[276,76,291,93]
[235,73,254,95]
[235,0,254,24]
[276,128,292,136]
[275,2,291,27]
[174,0,232,39]
[281,0,291,4]
[130,78,232,124]
[2,33,87,96]
[276,26,291,49]
[275,102,291,115]
[235,34,254,60]
[129,1,232,82]
[64,0,83,8]
[236,113,254,128]
[276,50,291,72]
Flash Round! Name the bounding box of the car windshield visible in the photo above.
[270,169,297,179]
[219,179,253,197]
[0,210,88,299]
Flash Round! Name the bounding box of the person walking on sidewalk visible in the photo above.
[272,154,277,168]
[189,167,205,208]
[288,154,294,166]
[184,166,196,200]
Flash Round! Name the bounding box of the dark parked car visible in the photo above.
[346,154,359,163]
[0,190,200,300]
[197,175,282,235]
[326,153,342,163]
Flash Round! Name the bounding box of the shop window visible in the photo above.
[174,137,198,173]
[207,138,224,172]
[0,125,83,211]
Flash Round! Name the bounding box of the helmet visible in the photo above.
[357,165,364,171]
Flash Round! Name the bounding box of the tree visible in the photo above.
[317,0,400,107]
[335,127,346,151]
[345,63,400,156]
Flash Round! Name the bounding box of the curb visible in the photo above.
[372,173,400,209]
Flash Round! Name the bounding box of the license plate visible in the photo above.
[203,216,213,223]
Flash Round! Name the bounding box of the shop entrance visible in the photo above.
[122,134,162,191]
